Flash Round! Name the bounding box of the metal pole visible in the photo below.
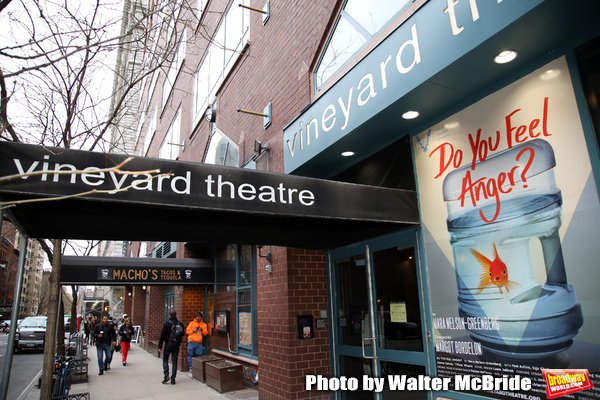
[0,234,29,400]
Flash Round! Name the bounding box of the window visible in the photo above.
[197,0,208,16]
[314,0,413,92]
[192,1,250,125]
[164,286,175,321]
[159,109,181,160]
[134,112,145,150]
[162,30,187,110]
[237,245,252,350]
[204,128,239,166]
[214,245,256,356]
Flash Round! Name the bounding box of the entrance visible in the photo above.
[329,228,430,399]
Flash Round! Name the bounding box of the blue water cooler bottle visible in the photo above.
[443,138,583,360]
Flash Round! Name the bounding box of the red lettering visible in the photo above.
[505,97,552,148]
[457,161,529,223]
[529,118,540,137]
[515,124,527,144]
[430,142,462,179]
[542,96,551,137]
[505,109,521,149]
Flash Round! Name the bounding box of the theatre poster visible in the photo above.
[412,56,600,399]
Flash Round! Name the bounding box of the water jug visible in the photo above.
[443,138,582,360]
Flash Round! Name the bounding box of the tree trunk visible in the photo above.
[40,239,61,400]
[70,285,78,335]
[57,297,65,356]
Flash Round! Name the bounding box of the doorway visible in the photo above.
[328,228,431,399]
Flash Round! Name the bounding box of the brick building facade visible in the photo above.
[113,1,600,400]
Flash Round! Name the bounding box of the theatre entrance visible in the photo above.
[328,228,430,400]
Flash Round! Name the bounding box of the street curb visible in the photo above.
[16,368,42,400]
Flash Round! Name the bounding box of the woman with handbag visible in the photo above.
[118,318,134,366]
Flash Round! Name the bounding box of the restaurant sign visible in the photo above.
[61,256,214,285]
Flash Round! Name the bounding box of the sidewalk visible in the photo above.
[22,343,259,400]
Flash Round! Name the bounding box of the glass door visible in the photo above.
[329,229,430,400]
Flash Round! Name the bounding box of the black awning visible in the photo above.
[0,141,418,250]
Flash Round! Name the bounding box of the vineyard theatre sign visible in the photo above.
[283,0,543,173]
[0,142,417,249]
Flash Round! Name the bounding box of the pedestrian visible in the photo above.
[158,310,185,385]
[93,316,116,375]
[185,311,208,370]
[107,316,117,369]
[83,317,90,344]
[118,317,134,366]
[90,316,98,345]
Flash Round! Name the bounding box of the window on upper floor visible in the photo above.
[314,0,416,93]
[197,0,208,17]
[159,108,181,160]
[143,107,157,156]
[192,0,250,127]
[204,127,239,167]
[162,30,187,110]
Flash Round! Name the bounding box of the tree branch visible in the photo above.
[0,170,174,210]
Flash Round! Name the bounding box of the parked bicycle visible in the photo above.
[53,356,72,397]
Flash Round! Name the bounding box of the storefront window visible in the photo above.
[164,286,174,321]
[213,244,257,357]
[216,244,237,292]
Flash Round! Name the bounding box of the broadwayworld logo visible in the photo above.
[542,369,594,399]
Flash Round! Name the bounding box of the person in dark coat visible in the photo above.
[92,316,116,375]
[158,310,185,384]
[118,318,134,366]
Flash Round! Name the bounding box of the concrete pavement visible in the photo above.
[21,343,259,400]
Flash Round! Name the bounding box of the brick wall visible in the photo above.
[131,285,146,339]
[127,0,339,396]
[180,285,207,371]
[257,247,331,400]
[144,286,164,351]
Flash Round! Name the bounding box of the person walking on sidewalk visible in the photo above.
[186,311,208,370]
[83,317,91,344]
[118,317,134,366]
[158,310,185,385]
[93,316,117,375]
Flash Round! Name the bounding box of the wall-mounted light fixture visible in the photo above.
[205,103,216,123]
[257,245,272,273]
[240,0,269,24]
[168,139,186,151]
[254,139,271,156]
[237,102,271,129]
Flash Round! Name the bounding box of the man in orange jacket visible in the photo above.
[186,311,208,370]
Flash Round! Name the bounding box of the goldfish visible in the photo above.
[470,242,519,294]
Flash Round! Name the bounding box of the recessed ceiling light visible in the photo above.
[444,122,460,129]
[402,111,419,120]
[341,151,355,157]
[494,50,517,64]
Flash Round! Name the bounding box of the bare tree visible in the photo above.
[0,0,204,398]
